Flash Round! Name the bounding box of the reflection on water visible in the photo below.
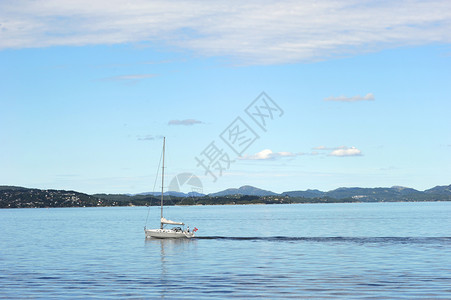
[145,237,197,254]
[1,203,450,298]
[144,238,200,299]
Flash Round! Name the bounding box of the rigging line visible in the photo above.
[145,145,164,227]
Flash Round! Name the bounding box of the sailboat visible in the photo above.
[144,137,196,239]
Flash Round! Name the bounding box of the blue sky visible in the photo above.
[1,0,450,194]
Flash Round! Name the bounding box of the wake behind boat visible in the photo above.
[144,137,197,239]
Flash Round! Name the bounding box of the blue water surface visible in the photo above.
[1,202,450,298]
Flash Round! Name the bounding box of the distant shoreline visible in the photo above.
[1,185,450,209]
[2,200,451,209]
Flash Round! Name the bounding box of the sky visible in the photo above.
[1,0,450,194]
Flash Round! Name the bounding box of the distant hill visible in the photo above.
[424,184,451,195]
[0,186,28,191]
[390,186,422,195]
[284,185,445,202]
[1,184,450,208]
[324,186,422,202]
[283,189,325,198]
[133,191,160,196]
[214,185,439,201]
[209,185,277,197]
[187,191,206,197]
[0,186,109,208]
[130,191,206,197]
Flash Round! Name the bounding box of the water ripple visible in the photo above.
[196,236,451,244]
[1,204,450,299]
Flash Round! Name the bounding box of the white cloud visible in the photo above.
[168,119,203,126]
[240,149,301,160]
[1,1,450,64]
[324,93,375,102]
[312,145,329,150]
[329,146,362,157]
[313,145,363,156]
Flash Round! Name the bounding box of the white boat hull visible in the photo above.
[145,228,195,239]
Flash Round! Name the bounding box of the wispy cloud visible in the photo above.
[329,146,362,157]
[101,74,158,82]
[379,166,398,171]
[168,119,203,126]
[324,93,375,102]
[312,145,330,150]
[1,1,450,64]
[137,135,164,141]
[313,145,363,157]
[242,146,362,159]
[239,149,302,160]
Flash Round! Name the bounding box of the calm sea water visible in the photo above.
[1,202,450,299]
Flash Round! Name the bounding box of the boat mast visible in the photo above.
[160,137,165,229]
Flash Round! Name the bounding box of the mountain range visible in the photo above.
[1,184,450,208]
[133,184,451,200]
